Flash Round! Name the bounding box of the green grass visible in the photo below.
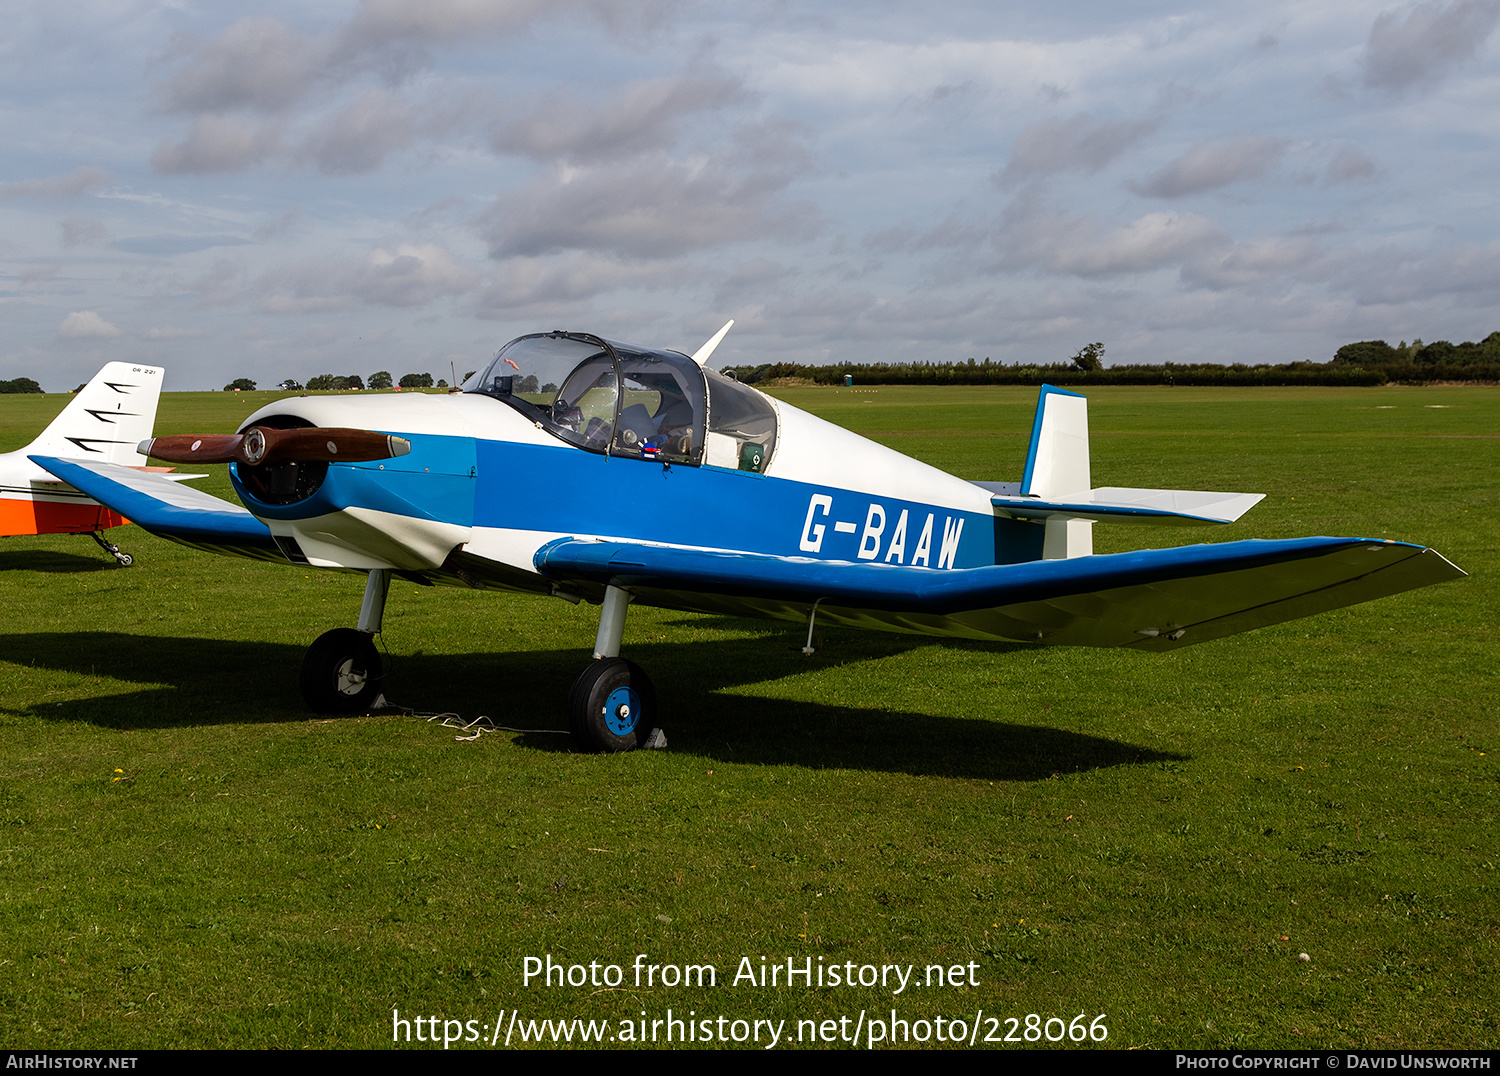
[0,385,1495,1049]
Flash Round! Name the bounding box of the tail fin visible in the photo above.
[991,383,1263,561]
[1020,385,1093,558]
[23,363,164,467]
[1021,384,1090,498]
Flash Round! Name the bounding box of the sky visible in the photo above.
[3,0,1499,391]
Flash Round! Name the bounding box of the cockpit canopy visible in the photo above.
[463,332,777,472]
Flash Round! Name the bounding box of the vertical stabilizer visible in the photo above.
[1021,385,1093,559]
[1021,384,1090,497]
[23,363,164,466]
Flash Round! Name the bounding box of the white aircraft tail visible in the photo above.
[23,363,164,466]
[1017,386,1094,558]
[1021,385,1091,499]
[980,384,1264,560]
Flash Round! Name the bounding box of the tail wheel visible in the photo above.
[568,657,656,753]
[301,628,382,713]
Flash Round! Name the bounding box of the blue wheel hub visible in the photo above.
[603,685,642,736]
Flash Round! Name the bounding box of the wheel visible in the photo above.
[114,552,134,567]
[300,628,383,713]
[567,657,656,753]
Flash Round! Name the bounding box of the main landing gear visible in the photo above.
[569,585,658,753]
[298,573,657,751]
[89,530,133,567]
[301,569,388,713]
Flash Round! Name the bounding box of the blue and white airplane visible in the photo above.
[31,324,1464,752]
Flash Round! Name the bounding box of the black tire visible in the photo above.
[300,628,382,713]
[568,657,656,753]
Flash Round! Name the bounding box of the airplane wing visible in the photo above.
[534,536,1465,649]
[30,456,283,561]
[31,456,1465,652]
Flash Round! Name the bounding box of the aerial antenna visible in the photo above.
[690,319,734,365]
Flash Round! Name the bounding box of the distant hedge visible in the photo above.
[720,360,1393,387]
[722,331,1500,387]
[0,377,43,394]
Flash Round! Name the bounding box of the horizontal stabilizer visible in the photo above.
[31,456,281,560]
[990,486,1265,526]
[535,536,1464,649]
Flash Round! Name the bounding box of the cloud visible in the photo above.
[1130,136,1288,198]
[253,210,303,241]
[337,0,677,55]
[1330,237,1500,305]
[296,90,416,174]
[59,216,112,247]
[1,167,113,199]
[490,69,748,163]
[338,0,555,53]
[481,154,817,260]
[146,326,204,340]
[1362,0,1500,92]
[259,244,477,313]
[474,251,683,313]
[146,3,694,180]
[865,215,988,256]
[994,190,1229,278]
[352,244,477,306]
[259,295,354,316]
[1180,235,1324,290]
[1325,147,1378,184]
[155,17,328,114]
[728,117,816,175]
[113,234,253,256]
[998,113,1161,184]
[1053,212,1228,277]
[150,115,282,174]
[58,311,123,339]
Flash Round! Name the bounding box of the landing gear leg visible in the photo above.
[300,569,389,713]
[568,585,658,752]
[90,530,132,567]
[800,598,825,655]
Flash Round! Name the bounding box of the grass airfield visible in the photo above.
[0,384,1494,1050]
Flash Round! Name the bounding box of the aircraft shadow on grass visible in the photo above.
[0,550,125,574]
[3,630,1182,781]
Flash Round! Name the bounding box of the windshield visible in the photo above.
[464,333,711,463]
[464,333,619,452]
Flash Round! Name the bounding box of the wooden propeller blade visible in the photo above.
[255,427,411,465]
[140,427,411,467]
[137,434,244,464]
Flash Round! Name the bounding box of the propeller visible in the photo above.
[139,426,412,467]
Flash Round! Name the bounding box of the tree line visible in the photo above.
[221,370,469,392]
[721,333,1500,387]
[12,334,1500,395]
